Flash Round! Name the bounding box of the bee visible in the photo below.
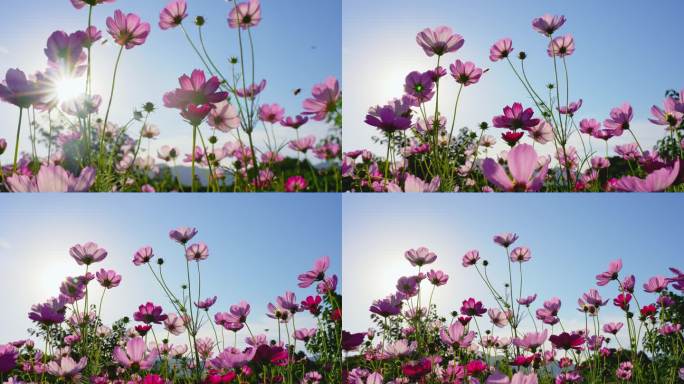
[293,88,302,96]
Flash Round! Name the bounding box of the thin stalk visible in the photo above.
[12,107,23,172]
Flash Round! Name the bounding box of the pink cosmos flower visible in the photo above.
[370,294,403,317]
[510,246,531,263]
[288,135,316,153]
[426,269,448,286]
[460,298,486,317]
[404,247,437,267]
[547,35,575,57]
[258,103,285,123]
[84,26,103,47]
[462,249,480,267]
[558,99,583,115]
[229,301,251,323]
[489,38,514,62]
[70,0,115,9]
[596,259,622,286]
[132,246,154,265]
[517,294,537,307]
[439,322,476,348]
[228,0,261,29]
[603,322,623,335]
[159,0,188,30]
[483,144,549,192]
[614,161,679,192]
[46,356,87,381]
[303,76,340,121]
[650,97,683,127]
[208,101,240,132]
[294,328,317,342]
[163,313,185,335]
[603,103,633,135]
[493,232,518,247]
[6,165,95,192]
[133,302,168,324]
[96,269,121,289]
[69,242,107,265]
[387,174,440,193]
[579,118,601,135]
[235,79,266,99]
[44,31,87,77]
[643,276,668,293]
[106,10,151,49]
[396,276,420,297]
[0,68,39,108]
[297,256,330,288]
[532,14,567,35]
[185,242,209,261]
[61,94,102,117]
[285,175,308,192]
[113,337,158,370]
[513,329,548,351]
[488,308,510,327]
[450,60,483,86]
[169,226,198,244]
[528,121,554,144]
[416,26,465,57]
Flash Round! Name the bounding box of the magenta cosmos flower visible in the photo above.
[298,256,330,288]
[113,337,158,370]
[370,293,403,317]
[404,246,437,267]
[0,68,39,108]
[228,0,261,29]
[427,269,449,286]
[603,103,633,135]
[532,14,567,36]
[303,76,340,121]
[489,38,514,62]
[549,332,584,351]
[596,259,622,286]
[96,269,122,289]
[482,144,549,192]
[134,302,168,324]
[365,97,413,132]
[44,31,87,77]
[159,0,188,30]
[415,26,464,57]
[164,69,228,109]
[404,71,435,102]
[6,165,95,192]
[0,344,18,374]
[169,226,198,244]
[281,115,309,129]
[70,0,116,9]
[285,175,308,192]
[462,249,480,267]
[106,10,151,49]
[493,103,540,131]
[614,161,679,192]
[133,246,154,265]
[460,298,486,317]
[29,296,68,325]
[69,242,108,265]
[185,242,209,261]
[450,60,483,86]
[195,296,217,310]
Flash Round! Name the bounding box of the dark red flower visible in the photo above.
[466,359,488,375]
[135,324,152,336]
[341,331,365,351]
[331,308,342,322]
[301,295,322,316]
[640,304,657,318]
[549,332,585,351]
[502,131,524,146]
[613,293,632,311]
[402,359,432,379]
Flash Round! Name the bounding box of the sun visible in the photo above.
[55,77,83,103]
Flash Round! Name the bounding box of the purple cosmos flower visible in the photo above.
[132,246,154,265]
[195,296,217,310]
[510,246,531,262]
[185,242,209,261]
[532,14,567,36]
[614,161,679,192]
[228,0,261,29]
[493,232,519,247]
[404,71,435,102]
[416,26,464,57]
[558,99,582,115]
[547,35,575,57]
[280,115,309,129]
[603,103,633,135]
[493,103,540,131]
[404,247,437,267]
[169,226,198,244]
[603,322,623,335]
[44,31,87,77]
[113,337,158,370]
[426,269,449,286]
[277,291,300,314]
[370,293,403,317]
[579,118,600,135]
[0,344,18,374]
[69,242,107,265]
[341,331,365,351]
[483,144,549,192]
[517,294,537,307]
[70,0,116,9]
[396,276,420,297]
[258,103,285,123]
[294,328,317,342]
[106,10,151,49]
[159,0,188,30]
[0,68,39,108]
[549,332,584,351]
[133,302,168,324]
[83,26,102,47]
[236,79,267,99]
[317,274,338,294]
[29,296,68,325]
[96,269,121,289]
[596,259,622,286]
[489,38,514,62]
[643,276,668,293]
[366,96,414,133]
[46,356,87,381]
[450,60,483,86]
[230,301,251,322]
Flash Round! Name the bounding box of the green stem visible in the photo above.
[12,107,23,173]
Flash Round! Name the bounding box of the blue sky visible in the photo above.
[343,0,683,156]
[0,0,341,165]
[0,194,341,346]
[343,194,682,343]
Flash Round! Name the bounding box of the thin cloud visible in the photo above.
[0,238,10,250]
[0,46,8,55]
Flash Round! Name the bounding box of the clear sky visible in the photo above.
[343,194,682,345]
[0,0,341,165]
[343,0,684,156]
[0,194,341,346]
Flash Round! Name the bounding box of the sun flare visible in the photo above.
[55,77,83,103]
